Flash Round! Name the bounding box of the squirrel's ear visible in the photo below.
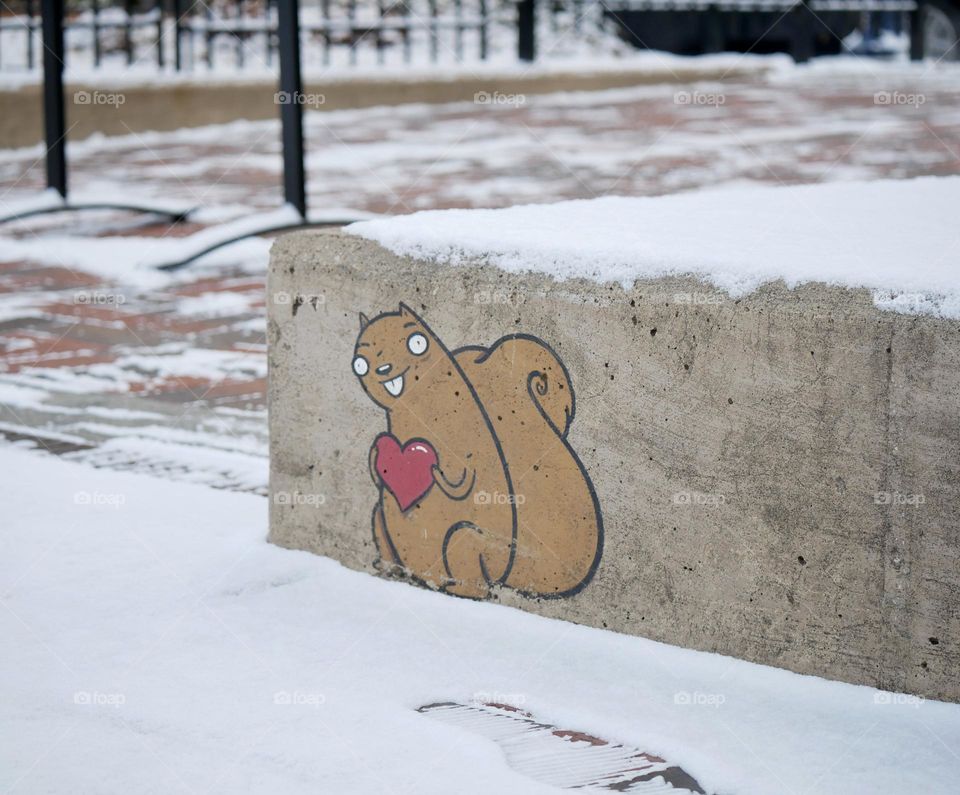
[359,312,370,331]
[398,302,416,318]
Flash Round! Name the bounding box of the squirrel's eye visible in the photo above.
[353,356,369,376]
[407,333,428,356]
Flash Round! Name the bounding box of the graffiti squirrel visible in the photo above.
[352,303,603,599]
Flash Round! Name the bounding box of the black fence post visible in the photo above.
[157,0,165,68]
[92,0,102,66]
[41,0,67,198]
[205,4,214,68]
[454,0,463,60]
[479,0,488,60]
[27,0,37,69]
[402,0,411,63]
[277,0,306,219]
[518,0,535,62]
[124,0,135,64]
[235,0,245,68]
[703,5,723,53]
[789,1,813,63]
[376,0,386,65]
[909,5,925,60]
[173,0,185,70]
[348,0,357,66]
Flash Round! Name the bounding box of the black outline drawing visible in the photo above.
[357,305,604,600]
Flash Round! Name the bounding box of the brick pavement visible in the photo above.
[1,66,958,491]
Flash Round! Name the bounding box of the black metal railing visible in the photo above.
[0,0,358,269]
[0,0,589,72]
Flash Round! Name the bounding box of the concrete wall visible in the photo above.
[0,64,767,148]
[268,229,960,702]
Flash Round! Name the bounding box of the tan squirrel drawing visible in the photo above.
[352,303,603,599]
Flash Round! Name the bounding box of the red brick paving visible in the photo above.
[0,267,103,293]
[1,69,958,479]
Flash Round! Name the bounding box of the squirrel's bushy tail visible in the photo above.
[457,335,602,597]
[458,335,572,435]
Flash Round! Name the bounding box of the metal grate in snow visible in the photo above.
[417,702,707,793]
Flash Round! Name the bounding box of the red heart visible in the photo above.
[374,433,438,512]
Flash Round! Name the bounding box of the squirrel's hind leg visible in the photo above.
[441,521,503,599]
[372,503,402,570]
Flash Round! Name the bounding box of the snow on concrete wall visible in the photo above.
[350,176,960,319]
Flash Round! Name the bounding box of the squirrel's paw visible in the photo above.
[442,578,492,600]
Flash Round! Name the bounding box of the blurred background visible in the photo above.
[0,0,957,492]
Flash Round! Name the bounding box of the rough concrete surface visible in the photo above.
[268,229,960,702]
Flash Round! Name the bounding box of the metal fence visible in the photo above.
[0,0,601,72]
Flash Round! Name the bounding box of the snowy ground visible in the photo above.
[2,58,960,792]
[3,443,960,795]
